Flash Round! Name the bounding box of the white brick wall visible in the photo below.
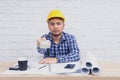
[0,0,120,62]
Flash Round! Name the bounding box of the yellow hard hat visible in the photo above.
[47,9,65,22]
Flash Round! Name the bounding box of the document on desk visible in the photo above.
[49,61,81,74]
[2,61,82,75]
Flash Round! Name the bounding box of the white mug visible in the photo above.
[40,40,51,48]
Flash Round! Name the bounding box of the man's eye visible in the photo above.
[57,22,61,25]
[49,22,62,26]
[50,23,54,25]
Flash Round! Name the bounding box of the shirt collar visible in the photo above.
[61,32,66,41]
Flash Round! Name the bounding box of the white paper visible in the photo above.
[2,60,95,76]
[50,61,81,74]
[2,62,50,74]
[2,61,83,75]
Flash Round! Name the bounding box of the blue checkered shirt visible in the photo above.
[37,32,80,63]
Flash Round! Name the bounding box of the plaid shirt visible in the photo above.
[37,32,80,63]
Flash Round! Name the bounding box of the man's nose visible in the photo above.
[54,24,58,28]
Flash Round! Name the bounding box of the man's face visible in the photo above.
[48,18,65,36]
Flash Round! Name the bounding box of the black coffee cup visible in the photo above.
[18,57,28,71]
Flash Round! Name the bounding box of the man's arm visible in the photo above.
[37,37,47,54]
[37,47,47,54]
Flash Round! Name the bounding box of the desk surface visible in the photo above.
[0,61,120,80]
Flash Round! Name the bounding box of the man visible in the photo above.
[37,9,80,64]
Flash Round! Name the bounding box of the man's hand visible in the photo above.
[39,58,57,64]
[37,37,46,47]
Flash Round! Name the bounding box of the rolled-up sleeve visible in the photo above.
[37,47,47,54]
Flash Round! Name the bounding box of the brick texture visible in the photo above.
[0,0,120,61]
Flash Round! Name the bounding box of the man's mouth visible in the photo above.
[53,30,59,33]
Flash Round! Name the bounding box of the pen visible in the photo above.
[38,65,46,70]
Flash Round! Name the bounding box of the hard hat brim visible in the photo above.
[47,17,65,23]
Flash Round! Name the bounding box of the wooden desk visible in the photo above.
[0,61,120,80]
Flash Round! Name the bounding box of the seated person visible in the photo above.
[37,9,80,64]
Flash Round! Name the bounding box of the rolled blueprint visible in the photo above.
[88,54,100,75]
[81,56,90,74]
[87,54,100,75]
[81,66,90,75]
[80,52,92,68]
[91,66,100,75]
[82,53,100,75]
[85,54,94,68]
